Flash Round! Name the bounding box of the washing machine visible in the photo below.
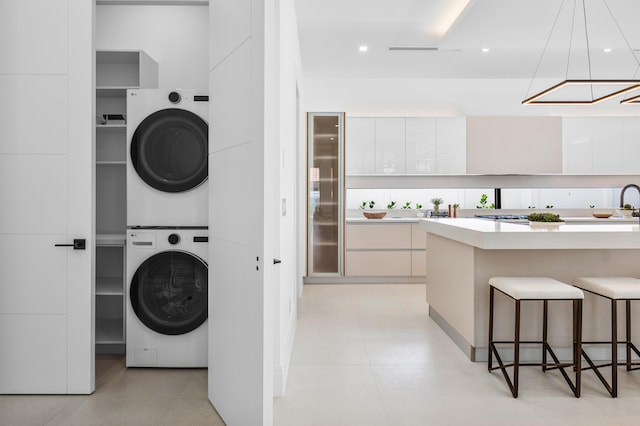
[126,227,208,367]
[127,89,209,227]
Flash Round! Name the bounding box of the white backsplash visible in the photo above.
[346,187,636,211]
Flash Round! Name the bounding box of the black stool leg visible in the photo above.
[543,300,548,372]
[513,299,521,398]
[612,299,618,398]
[627,299,632,372]
[488,286,494,371]
[575,299,582,397]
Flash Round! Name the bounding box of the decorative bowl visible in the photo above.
[363,212,387,219]
[592,213,613,219]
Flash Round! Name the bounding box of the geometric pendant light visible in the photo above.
[522,0,640,105]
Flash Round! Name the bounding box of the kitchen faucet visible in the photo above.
[620,184,640,218]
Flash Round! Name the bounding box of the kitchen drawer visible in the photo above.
[411,224,426,249]
[346,251,411,276]
[346,223,412,249]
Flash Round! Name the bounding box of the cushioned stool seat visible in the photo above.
[572,277,640,397]
[488,277,584,398]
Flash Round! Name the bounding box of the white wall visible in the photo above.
[96,5,208,89]
[273,0,303,398]
[303,77,640,117]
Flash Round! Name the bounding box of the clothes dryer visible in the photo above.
[127,89,209,227]
[126,227,208,367]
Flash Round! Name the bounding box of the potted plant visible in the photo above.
[387,201,397,209]
[431,197,444,212]
[617,203,634,218]
[401,201,412,209]
[453,203,460,218]
[527,212,564,228]
[360,200,386,219]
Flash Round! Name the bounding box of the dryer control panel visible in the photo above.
[128,232,157,249]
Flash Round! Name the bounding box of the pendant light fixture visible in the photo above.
[522,0,640,105]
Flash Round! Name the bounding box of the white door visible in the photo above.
[208,0,277,424]
[0,0,94,393]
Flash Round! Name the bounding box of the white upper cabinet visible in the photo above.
[345,118,375,174]
[405,118,436,174]
[375,118,406,174]
[592,118,622,173]
[622,118,640,174]
[562,118,593,174]
[563,117,640,174]
[346,116,467,175]
[436,117,466,174]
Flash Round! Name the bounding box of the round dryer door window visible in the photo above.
[131,108,208,193]
[130,251,208,335]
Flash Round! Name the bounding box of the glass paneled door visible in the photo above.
[307,113,344,276]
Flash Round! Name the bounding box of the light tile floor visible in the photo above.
[274,284,640,426]
[3,284,640,425]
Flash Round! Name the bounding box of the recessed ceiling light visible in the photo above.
[604,48,612,53]
[481,48,490,53]
[358,45,368,53]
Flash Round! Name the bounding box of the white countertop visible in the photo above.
[420,218,640,250]
[347,217,421,223]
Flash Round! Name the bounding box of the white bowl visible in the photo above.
[616,209,633,218]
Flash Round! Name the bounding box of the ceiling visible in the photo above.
[294,0,640,80]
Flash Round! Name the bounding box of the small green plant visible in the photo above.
[360,201,376,209]
[401,202,412,209]
[453,203,460,209]
[624,203,633,210]
[476,194,495,209]
[527,212,564,223]
[528,206,536,209]
[545,205,554,209]
[430,197,444,207]
[415,203,423,209]
[387,201,397,209]
[589,205,595,209]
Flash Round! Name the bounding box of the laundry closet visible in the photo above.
[94,4,210,366]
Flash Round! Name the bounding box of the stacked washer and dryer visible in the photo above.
[126,89,209,367]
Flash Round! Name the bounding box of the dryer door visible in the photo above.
[130,251,208,335]
[130,108,208,193]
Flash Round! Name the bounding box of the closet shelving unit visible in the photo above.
[95,50,158,354]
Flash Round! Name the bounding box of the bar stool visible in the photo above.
[572,277,640,397]
[488,277,584,398]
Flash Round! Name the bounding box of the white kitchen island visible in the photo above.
[420,218,640,361]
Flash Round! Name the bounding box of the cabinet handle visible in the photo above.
[55,239,86,250]
[273,258,282,265]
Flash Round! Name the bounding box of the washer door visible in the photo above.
[131,108,208,193]
[130,251,208,336]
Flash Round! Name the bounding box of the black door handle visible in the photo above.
[273,258,281,265]
[55,239,86,250]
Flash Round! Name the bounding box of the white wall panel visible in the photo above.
[0,235,67,314]
[209,0,251,69]
[210,143,259,250]
[209,41,252,153]
[0,315,67,393]
[0,156,67,234]
[0,76,67,154]
[0,0,68,74]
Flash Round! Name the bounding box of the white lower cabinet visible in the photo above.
[345,222,426,277]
